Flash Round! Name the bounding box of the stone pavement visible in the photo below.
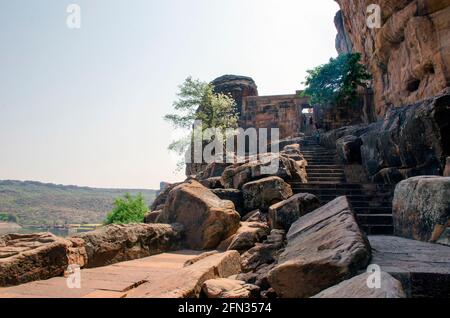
[0,250,241,298]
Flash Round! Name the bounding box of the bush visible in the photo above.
[105,193,148,225]
[302,53,372,107]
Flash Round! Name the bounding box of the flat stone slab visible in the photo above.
[0,250,241,298]
[369,236,450,298]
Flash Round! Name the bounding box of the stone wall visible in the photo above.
[335,0,450,118]
[241,94,308,140]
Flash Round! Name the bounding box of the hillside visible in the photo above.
[0,180,157,226]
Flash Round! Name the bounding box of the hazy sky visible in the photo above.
[0,0,339,189]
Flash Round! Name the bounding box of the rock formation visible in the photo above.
[336,0,450,118]
[242,177,293,212]
[74,223,183,268]
[393,176,450,243]
[268,193,321,231]
[319,91,450,183]
[312,272,406,298]
[0,233,86,287]
[268,196,372,298]
[157,180,241,250]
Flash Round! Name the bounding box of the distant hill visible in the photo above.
[0,180,158,226]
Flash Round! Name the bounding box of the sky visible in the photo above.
[0,0,340,190]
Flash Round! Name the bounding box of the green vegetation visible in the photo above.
[164,77,239,168]
[301,53,372,107]
[0,180,157,226]
[0,213,18,223]
[105,193,148,225]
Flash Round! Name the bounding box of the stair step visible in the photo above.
[361,225,394,235]
[357,214,393,225]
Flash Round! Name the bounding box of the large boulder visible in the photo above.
[144,210,161,224]
[150,182,182,211]
[312,272,406,298]
[75,223,183,268]
[221,153,307,190]
[158,180,241,250]
[217,222,270,254]
[241,229,286,273]
[0,233,86,287]
[242,177,293,212]
[336,135,363,164]
[268,196,371,298]
[201,278,260,298]
[268,193,321,231]
[211,189,244,214]
[393,176,450,243]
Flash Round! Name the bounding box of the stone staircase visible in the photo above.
[289,136,394,235]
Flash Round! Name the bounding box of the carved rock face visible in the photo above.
[336,0,450,117]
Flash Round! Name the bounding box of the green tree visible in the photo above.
[105,193,148,225]
[301,53,372,107]
[164,77,239,167]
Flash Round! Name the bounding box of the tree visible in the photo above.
[105,193,148,225]
[164,77,239,168]
[301,53,372,107]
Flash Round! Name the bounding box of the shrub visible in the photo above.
[105,193,148,225]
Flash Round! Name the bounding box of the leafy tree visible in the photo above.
[164,77,239,167]
[301,53,372,107]
[105,193,148,225]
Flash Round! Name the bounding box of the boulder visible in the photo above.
[268,193,321,231]
[201,278,260,298]
[444,157,450,177]
[158,180,241,250]
[242,177,293,212]
[236,263,276,292]
[197,162,231,181]
[242,210,266,223]
[0,233,87,287]
[200,177,223,189]
[336,135,363,164]
[211,189,244,214]
[144,211,161,224]
[221,153,307,190]
[150,182,182,211]
[241,229,286,273]
[217,222,270,254]
[74,223,183,268]
[393,176,450,243]
[268,196,371,298]
[312,272,406,298]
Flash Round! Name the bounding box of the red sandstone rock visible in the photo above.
[336,0,450,117]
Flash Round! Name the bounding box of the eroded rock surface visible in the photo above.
[242,177,293,212]
[201,278,260,298]
[393,176,450,243]
[312,272,406,298]
[268,196,371,298]
[158,180,241,250]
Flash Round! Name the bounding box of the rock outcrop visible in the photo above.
[75,223,183,268]
[158,180,241,250]
[393,176,450,243]
[242,177,293,212]
[221,152,307,190]
[444,157,450,177]
[336,0,450,118]
[268,196,371,298]
[218,222,270,254]
[312,272,406,298]
[0,233,86,287]
[319,92,450,183]
[268,193,321,231]
[201,278,260,298]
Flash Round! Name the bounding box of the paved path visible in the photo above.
[0,250,240,298]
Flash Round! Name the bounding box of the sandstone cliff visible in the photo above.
[335,0,450,117]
